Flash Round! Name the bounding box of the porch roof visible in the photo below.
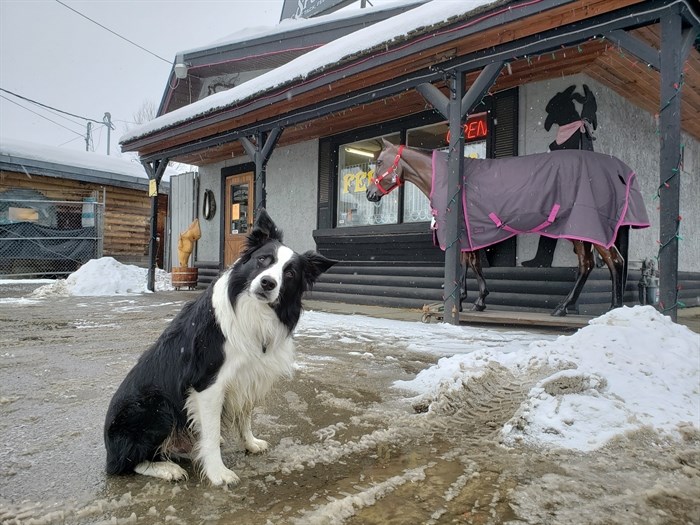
[121,0,700,166]
[1,138,172,193]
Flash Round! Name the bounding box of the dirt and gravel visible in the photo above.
[1,284,698,525]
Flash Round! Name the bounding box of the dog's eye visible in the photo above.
[284,269,296,279]
[257,255,271,266]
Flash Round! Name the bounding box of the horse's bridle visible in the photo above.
[371,145,405,195]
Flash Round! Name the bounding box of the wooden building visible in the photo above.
[121,0,699,321]
[0,139,169,276]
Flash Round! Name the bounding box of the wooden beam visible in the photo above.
[461,61,504,116]
[606,29,660,70]
[416,82,450,118]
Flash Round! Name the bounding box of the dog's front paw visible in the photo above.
[134,460,188,481]
[245,437,269,454]
[205,465,240,486]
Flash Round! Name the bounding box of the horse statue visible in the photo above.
[177,218,201,268]
[366,139,650,316]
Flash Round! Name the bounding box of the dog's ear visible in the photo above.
[247,209,283,248]
[301,251,337,288]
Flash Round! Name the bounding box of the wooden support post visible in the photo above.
[658,8,683,321]
[444,73,465,325]
[240,127,283,218]
[416,62,503,324]
[142,158,169,292]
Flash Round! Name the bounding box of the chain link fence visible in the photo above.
[0,188,104,278]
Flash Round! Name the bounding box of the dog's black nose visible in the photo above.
[260,276,276,291]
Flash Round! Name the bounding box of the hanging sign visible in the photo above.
[148,179,157,197]
[280,0,354,20]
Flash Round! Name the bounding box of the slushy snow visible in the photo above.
[5,258,699,453]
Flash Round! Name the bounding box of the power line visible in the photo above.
[0,87,102,123]
[57,133,95,148]
[0,94,86,138]
[54,0,171,65]
[15,96,85,128]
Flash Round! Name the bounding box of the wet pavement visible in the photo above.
[1,284,698,525]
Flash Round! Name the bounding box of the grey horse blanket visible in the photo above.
[430,149,650,251]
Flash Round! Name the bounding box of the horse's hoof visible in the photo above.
[471,304,486,312]
[551,307,567,317]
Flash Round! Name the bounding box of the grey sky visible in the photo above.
[0,0,285,158]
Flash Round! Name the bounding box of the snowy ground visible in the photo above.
[0,258,698,524]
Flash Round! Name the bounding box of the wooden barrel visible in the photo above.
[172,267,198,290]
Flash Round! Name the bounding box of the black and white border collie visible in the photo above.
[104,210,336,485]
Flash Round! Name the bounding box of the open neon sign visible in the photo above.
[446,112,488,143]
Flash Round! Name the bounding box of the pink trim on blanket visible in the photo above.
[488,203,561,235]
[430,150,438,202]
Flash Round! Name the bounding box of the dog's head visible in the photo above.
[230,209,337,327]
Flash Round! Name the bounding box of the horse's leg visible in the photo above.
[594,244,625,310]
[459,253,468,312]
[552,241,595,317]
[614,226,630,295]
[465,250,489,312]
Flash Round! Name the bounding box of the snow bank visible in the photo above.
[397,306,700,451]
[31,257,174,297]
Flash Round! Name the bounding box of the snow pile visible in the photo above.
[396,306,700,451]
[31,257,174,297]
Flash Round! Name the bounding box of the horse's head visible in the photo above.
[182,218,201,241]
[366,139,405,202]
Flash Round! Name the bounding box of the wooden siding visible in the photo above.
[0,169,166,263]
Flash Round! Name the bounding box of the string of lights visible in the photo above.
[654,144,685,313]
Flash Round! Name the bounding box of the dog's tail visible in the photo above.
[104,388,181,475]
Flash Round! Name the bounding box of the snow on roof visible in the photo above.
[0,137,176,185]
[121,0,500,144]
[180,0,427,56]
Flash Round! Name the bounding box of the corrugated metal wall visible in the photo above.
[167,172,198,271]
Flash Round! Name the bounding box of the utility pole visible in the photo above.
[103,112,115,155]
[85,122,92,151]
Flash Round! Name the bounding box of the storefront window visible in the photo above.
[404,122,449,223]
[336,133,399,227]
[334,116,487,228]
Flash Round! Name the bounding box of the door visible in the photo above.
[224,172,254,266]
